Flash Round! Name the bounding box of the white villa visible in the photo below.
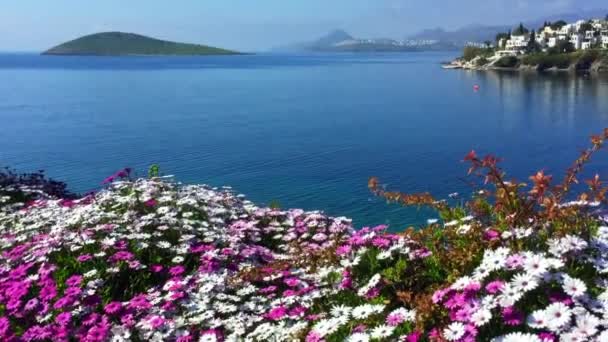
[499,18,608,53]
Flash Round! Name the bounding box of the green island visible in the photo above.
[444,17,608,73]
[42,32,242,56]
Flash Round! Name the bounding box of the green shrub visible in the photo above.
[494,56,519,68]
[462,46,493,61]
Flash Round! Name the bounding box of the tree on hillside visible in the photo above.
[513,23,529,36]
[553,40,575,54]
[578,22,593,34]
[551,20,567,30]
[526,30,541,53]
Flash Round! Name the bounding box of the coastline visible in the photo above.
[443,54,608,74]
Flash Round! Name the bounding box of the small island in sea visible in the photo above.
[42,32,242,56]
[444,17,608,73]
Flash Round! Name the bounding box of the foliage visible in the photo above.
[512,23,529,36]
[0,167,78,207]
[462,46,493,62]
[44,32,241,56]
[522,50,606,71]
[475,57,489,67]
[494,56,519,68]
[578,22,594,34]
[3,130,608,341]
[550,20,568,30]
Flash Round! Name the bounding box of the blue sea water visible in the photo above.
[1,52,608,230]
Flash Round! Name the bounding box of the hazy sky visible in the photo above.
[0,0,606,51]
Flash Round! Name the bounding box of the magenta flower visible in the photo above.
[151,265,164,273]
[502,306,524,326]
[305,331,324,342]
[104,301,122,315]
[77,254,93,262]
[128,294,151,311]
[66,275,83,287]
[336,244,352,256]
[144,199,157,207]
[371,237,391,248]
[483,229,500,241]
[284,277,299,287]
[406,331,423,342]
[352,324,367,333]
[22,325,52,341]
[538,332,556,341]
[86,325,109,342]
[265,306,288,320]
[169,265,185,277]
[386,313,405,326]
[485,280,504,294]
[0,317,11,337]
[149,315,166,329]
[289,306,306,317]
[55,312,72,326]
[23,298,38,311]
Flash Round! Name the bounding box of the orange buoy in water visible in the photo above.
[473,84,480,91]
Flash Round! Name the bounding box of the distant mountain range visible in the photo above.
[276,29,458,53]
[407,8,608,45]
[43,32,241,56]
[276,9,607,53]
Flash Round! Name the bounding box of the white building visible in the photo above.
[603,36,608,48]
[547,36,559,48]
[505,34,529,50]
[575,20,587,32]
[582,41,592,50]
[570,33,584,50]
[559,24,574,35]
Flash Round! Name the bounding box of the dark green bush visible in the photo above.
[494,56,519,68]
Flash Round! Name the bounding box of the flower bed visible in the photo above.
[2,130,608,341]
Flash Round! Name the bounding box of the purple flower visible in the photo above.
[66,275,83,287]
[502,306,524,326]
[148,315,166,329]
[371,237,391,248]
[169,266,185,277]
[265,306,287,320]
[55,312,72,326]
[22,325,52,341]
[483,229,500,241]
[406,331,423,342]
[24,298,38,311]
[485,280,504,294]
[86,325,109,342]
[305,331,324,342]
[0,317,11,337]
[386,313,405,326]
[284,277,299,287]
[151,265,164,273]
[538,332,556,342]
[104,301,122,315]
[336,245,352,256]
[77,254,93,262]
[144,199,157,207]
[128,294,151,311]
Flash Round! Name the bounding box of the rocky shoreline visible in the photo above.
[443,54,608,73]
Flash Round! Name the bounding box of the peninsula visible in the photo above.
[444,17,608,73]
[42,32,242,56]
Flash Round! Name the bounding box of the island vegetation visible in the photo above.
[446,16,608,73]
[2,129,608,340]
[43,32,242,56]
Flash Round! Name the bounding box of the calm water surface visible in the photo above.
[1,53,608,230]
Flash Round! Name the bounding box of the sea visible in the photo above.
[1,52,608,230]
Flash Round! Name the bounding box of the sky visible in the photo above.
[0,0,606,52]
